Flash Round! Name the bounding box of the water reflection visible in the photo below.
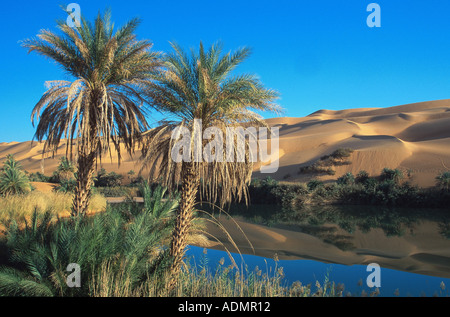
[198,204,450,279]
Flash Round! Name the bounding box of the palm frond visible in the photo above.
[141,41,281,207]
[23,10,161,162]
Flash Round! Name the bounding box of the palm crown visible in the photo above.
[142,41,281,205]
[22,10,161,215]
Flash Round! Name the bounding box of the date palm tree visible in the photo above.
[141,41,280,277]
[54,156,76,183]
[22,10,160,216]
[0,155,32,196]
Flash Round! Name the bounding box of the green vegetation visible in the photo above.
[0,185,176,296]
[337,172,355,186]
[0,155,32,196]
[355,170,369,184]
[436,171,450,191]
[298,148,354,176]
[380,168,404,184]
[95,168,124,188]
[53,157,76,183]
[250,169,450,209]
[28,171,52,183]
[0,185,348,297]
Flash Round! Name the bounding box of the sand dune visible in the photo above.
[1,99,450,187]
[257,99,450,187]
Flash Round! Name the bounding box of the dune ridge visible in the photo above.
[1,99,450,187]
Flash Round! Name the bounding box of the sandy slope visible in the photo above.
[255,99,450,187]
[1,99,450,187]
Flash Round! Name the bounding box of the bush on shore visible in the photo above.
[249,170,450,209]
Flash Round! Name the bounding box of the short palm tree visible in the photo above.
[54,156,76,182]
[22,10,161,216]
[141,42,280,276]
[1,154,23,171]
[0,155,32,196]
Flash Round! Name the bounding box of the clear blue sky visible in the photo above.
[1,0,450,142]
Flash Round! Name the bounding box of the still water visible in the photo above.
[187,204,450,297]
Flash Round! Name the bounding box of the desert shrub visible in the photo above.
[299,165,336,175]
[319,148,354,166]
[355,171,369,184]
[28,172,52,183]
[299,148,354,176]
[436,171,450,191]
[328,148,354,160]
[334,180,425,207]
[362,177,378,191]
[248,177,311,207]
[95,168,124,187]
[337,172,355,186]
[270,183,309,207]
[129,175,145,186]
[259,176,279,187]
[307,179,324,191]
[54,179,77,193]
[248,168,450,208]
[94,186,139,197]
[248,177,279,204]
[380,168,404,184]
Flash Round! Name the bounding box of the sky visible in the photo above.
[1,0,450,142]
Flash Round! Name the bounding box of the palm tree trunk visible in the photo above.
[169,161,199,281]
[72,152,96,217]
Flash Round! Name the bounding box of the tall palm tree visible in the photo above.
[141,42,280,276]
[22,10,161,216]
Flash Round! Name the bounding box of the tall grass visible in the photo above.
[87,255,337,297]
[0,191,107,223]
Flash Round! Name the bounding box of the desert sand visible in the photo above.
[1,99,450,187]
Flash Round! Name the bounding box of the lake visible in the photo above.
[187,204,450,297]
